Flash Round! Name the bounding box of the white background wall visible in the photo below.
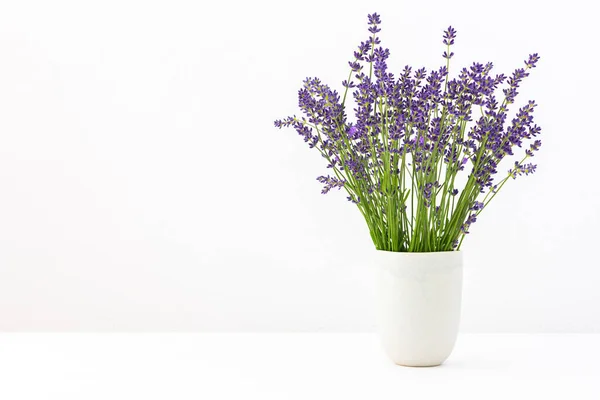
[0,0,598,332]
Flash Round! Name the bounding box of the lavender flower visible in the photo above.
[443,26,457,45]
[509,162,537,179]
[470,201,484,211]
[317,176,346,194]
[461,214,477,234]
[275,13,542,252]
[368,13,382,33]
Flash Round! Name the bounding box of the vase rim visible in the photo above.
[376,249,461,254]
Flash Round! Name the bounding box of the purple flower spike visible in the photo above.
[471,201,484,211]
[347,125,359,138]
[317,176,346,194]
[443,26,457,45]
[525,53,540,68]
[368,13,381,26]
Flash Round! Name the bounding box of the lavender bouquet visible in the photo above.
[275,13,541,252]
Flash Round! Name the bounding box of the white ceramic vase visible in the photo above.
[375,250,463,367]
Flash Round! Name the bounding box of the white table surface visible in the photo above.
[0,333,598,399]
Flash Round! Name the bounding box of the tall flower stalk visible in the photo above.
[275,13,542,252]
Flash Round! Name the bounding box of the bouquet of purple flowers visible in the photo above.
[275,13,541,252]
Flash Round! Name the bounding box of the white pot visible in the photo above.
[375,250,463,367]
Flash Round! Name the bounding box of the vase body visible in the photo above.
[375,250,463,367]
